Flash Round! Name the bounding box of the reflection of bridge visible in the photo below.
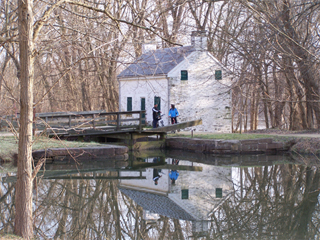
[1,110,202,150]
[2,169,147,183]
[2,155,203,183]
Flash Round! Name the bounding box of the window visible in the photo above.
[154,96,161,110]
[181,70,188,80]
[127,97,132,111]
[141,98,145,124]
[216,188,222,198]
[215,70,222,80]
[181,189,189,199]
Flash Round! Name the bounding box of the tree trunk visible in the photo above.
[281,0,320,128]
[250,84,256,130]
[272,55,283,128]
[15,0,34,239]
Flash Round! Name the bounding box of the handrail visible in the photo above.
[0,110,147,133]
[35,110,145,118]
[34,110,147,133]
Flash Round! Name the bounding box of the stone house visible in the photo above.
[117,31,233,132]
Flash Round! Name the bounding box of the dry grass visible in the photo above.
[0,135,104,162]
[290,138,320,155]
[0,234,23,240]
[171,132,290,141]
[0,136,18,162]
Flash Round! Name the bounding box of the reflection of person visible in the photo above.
[152,104,161,128]
[172,158,179,165]
[153,168,162,185]
[153,157,160,163]
[168,104,179,124]
[169,170,179,184]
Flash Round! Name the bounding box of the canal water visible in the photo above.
[0,150,319,239]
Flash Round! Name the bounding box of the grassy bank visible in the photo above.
[0,132,294,163]
[0,234,23,240]
[0,135,104,162]
[169,132,293,142]
[1,132,318,164]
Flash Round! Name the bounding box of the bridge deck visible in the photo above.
[144,119,202,133]
[44,119,202,137]
[1,110,202,150]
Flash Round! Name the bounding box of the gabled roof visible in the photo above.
[119,187,197,221]
[118,46,195,78]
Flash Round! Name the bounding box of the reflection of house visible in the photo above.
[119,159,233,237]
[117,31,232,132]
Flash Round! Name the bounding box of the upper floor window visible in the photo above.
[215,70,222,80]
[181,70,188,80]
[181,189,189,199]
[216,188,223,198]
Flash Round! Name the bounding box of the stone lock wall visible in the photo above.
[32,145,129,161]
[166,137,287,154]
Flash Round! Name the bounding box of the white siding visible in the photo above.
[118,76,169,125]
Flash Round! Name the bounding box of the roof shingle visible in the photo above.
[119,187,198,221]
[118,46,195,78]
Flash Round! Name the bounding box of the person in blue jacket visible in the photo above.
[169,170,179,185]
[168,104,179,124]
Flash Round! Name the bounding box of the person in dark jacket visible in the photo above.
[152,104,161,128]
[153,168,161,185]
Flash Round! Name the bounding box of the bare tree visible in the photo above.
[14,0,34,238]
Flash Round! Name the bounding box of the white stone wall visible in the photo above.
[118,76,170,126]
[168,162,234,220]
[119,159,234,220]
[168,51,232,132]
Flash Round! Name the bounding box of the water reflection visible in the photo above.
[119,157,233,238]
[0,151,319,239]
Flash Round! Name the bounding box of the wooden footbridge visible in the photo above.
[1,110,202,150]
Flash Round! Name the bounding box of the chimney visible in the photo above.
[142,41,157,54]
[191,31,207,51]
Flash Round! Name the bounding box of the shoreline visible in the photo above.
[1,131,320,164]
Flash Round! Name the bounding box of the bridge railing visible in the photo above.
[1,110,147,133]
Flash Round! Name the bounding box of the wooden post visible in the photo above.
[139,111,142,132]
[116,112,120,130]
[92,114,95,128]
[69,115,71,128]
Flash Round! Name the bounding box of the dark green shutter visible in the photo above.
[181,189,189,199]
[127,97,132,111]
[216,188,222,198]
[154,96,161,110]
[215,70,222,80]
[181,70,188,80]
[141,98,145,124]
